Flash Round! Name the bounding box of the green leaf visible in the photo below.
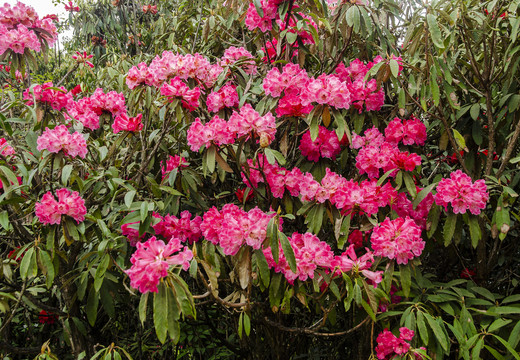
[19,247,35,280]
[279,232,296,273]
[470,103,480,120]
[453,129,467,151]
[206,145,216,174]
[255,250,270,288]
[267,217,279,263]
[443,213,457,246]
[166,286,180,342]
[86,286,99,326]
[417,311,429,345]
[413,183,436,209]
[0,211,9,230]
[286,31,297,44]
[139,293,149,326]
[508,321,520,349]
[424,313,449,351]
[468,215,481,248]
[430,72,440,106]
[389,59,400,78]
[243,312,251,336]
[400,264,411,298]
[488,318,512,333]
[427,13,445,49]
[403,172,417,198]
[491,334,520,360]
[124,190,136,209]
[238,312,243,339]
[94,254,110,292]
[494,307,520,315]
[154,283,168,343]
[337,214,351,250]
[38,250,55,288]
[61,164,73,186]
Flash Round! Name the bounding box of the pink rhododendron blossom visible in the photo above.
[142,4,157,14]
[0,138,15,156]
[65,1,80,12]
[126,62,150,89]
[160,77,200,111]
[385,116,427,146]
[263,232,335,284]
[37,125,87,158]
[187,116,235,151]
[153,211,203,244]
[121,222,144,246]
[35,188,86,224]
[89,88,127,117]
[206,83,239,113]
[161,155,189,180]
[125,236,193,293]
[375,328,417,360]
[244,0,278,32]
[301,73,351,109]
[146,52,222,88]
[228,104,276,145]
[23,82,73,111]
[434,170,489,215]
[299,126,342,162]
[335,244,383,284]
[220,46,257,75]
[200,204,277,255]
[371,217,424,265]
[112,113,143,134]
[67,98,101,130]
[276,12,317,45]
[392,190,434,229]
[0,2,58,55]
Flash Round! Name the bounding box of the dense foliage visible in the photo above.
[1,0,519,359]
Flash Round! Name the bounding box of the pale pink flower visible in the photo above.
[0,138,15,156]
[37,125,87,158]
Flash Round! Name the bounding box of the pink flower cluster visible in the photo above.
[375,328,416,360]
[0,138,15,156]
[35,188,86,224]
[243,158,397,216]
[0,2,57,55]
[392,189,434,229]
[128,52,223,89]
[65,1,79,12]
[263,232,335,283]
[244,0,280,32]
[68,88,127,130]
[301,73,352,109]
[334,57,386,112]
[112,113,143,134]
[125,62,149,89]
[187,104,276,151]
[206,83,239,113]
[125,236,193,293]
[37,125,87,158]
[220,46,257,75]
[142,4,157,14]
[121,222,144,246]
[434,170,488,215]
[371,217,424,265]
[200,204,276,256]
[23,82,73,111]
[153,211,202,244]
[299,126,345,162]
[162,155,189,180]
[160,77,201,111]
[335,244,383,284]
[385,116,427,146]
[352,127,422,178]
[263,63,313,117]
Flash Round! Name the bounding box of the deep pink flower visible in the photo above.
[112,113,143,133]
[35,188,86,224]
[371,217,424,265]
[125,236,193,293]
[299,126,342,162]
[161,155,189,180]
[434,170,489,215]
[160,77,200,111]
[207,83,239,113]
[0,138,15,156]
[72,51,94,68]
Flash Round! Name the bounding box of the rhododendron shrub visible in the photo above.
[1,0,519,359]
